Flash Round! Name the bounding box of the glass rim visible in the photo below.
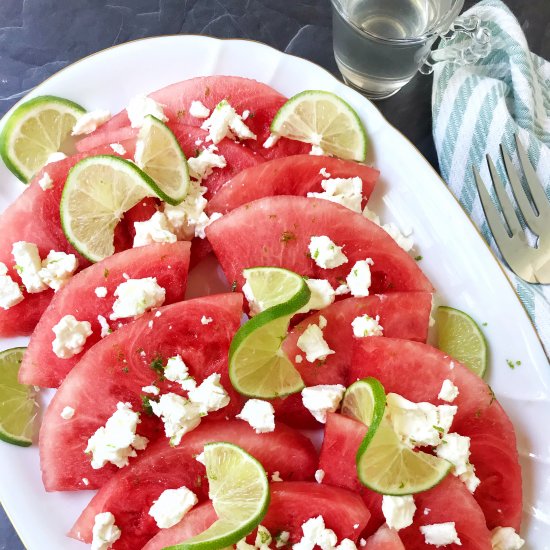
[330,0,465,45]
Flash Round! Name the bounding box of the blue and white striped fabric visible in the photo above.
[432,0,550,356]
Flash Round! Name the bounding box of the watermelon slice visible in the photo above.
[319,413,493,549]
[143,482,370,550]
[206,154,379,215]
[350,337,522,531]
[273,292,433,429]
[39,293,244,491]
[364,525,405,550]
[206,196,433,294]
[70,420,318,549]
[19,242,191,388]
[75,76,310,160]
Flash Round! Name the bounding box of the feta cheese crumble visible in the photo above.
[308,236,348,269]
[314,469,325,483]
[386,393,457,448]
[491,527,524,550]
[95,286,108,298]
[163,180,209,240]
[187,145,227,182]
[255,525,272,549]
[346,259,374,298]
[188,100,211,119]
[85,402,148,469]
[127,95,168,128]
[237,399,275,433]
[293,516,337,550]
[0,262,24,310]
[142,385,160,396]
[52,315,93,359]
[319,168,331,178]
[298,279,336,314]
[201,315,213,325]
[149,486,198,529]
[381,495,416,530]
[133,212,177,247]
[110,277,165,320]
[151,393,202,445]
[301,385,345,423]
[201,99,256,144]
[72,109,111,136]
[310,145,326,156]
[271,471,283,482]
[351,314,384,337]
[382,223,414,252]
[97,315,111,338]
[419,522,461,547]
[438,379,459,403]
[46,152,67,164]
[38,171,53,190]
[307,177,363,213]
[263,134,280,148]
[12,241,47,293]
[194,211,222,239]
[297,322,335,363]
[91,512,121,550]
[163,354,193,387]
[39,250,78,291]
[435,433,472,476]
[109,143,126,155]
[188,373,230,414]
[60,406,75,420]
[82,477,89,486]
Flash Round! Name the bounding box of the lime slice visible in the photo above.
[270,90,367,162]
[0,95,85,182]
[0,348,38,447]
[134,115,190,205]
[229,268,310,398]
[168,442,270,550]
[341,377,386,426]
[60,155,162,262]
[436,306,488,378]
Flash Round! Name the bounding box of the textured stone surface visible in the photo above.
[0,0,547,547]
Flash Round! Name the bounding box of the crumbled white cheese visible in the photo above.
[491,527,524,550]
[336,540,357,550]
[382,223,414,252]
[271,471,283,482]
[307,177,363,213]
[298,279,336,314]
[255,525,272,549]
[194,211,222,239]
[39,250,78,291]
[163,354,192,386]
[149,486,198,529]
[189,100,211,119]
[381,495,416,530]
[188,373,230,414]
[201,100,256,144]
[295,354,303,364]
[60,406,75,420]
[110,277,165,320]
[46,152,67,164]
[318,315,327,329]
[97,315,111,338]
[91,512,121,550]
[301,385,345,423]
[362,206,381,225]
[38,172,53,190]
[95,286,108,298]
[163,180,209,240]
[436,433,475,480]
[275,532,290,548]
[187,145,227,182]
[236,540,256,550]
[133,212,177,247]
[459,463,481,493]
[359,539,366,547]
[85,402,148,469]
[12,241,47,293]
[0,262,24,310]
[52,315,93,359]
[319,168,331,178]
[293,516,338,550]
[420,522,461,547]
[310,145,326,156]
[297,323,335,363]
[72,109,111,136]
[109,143,126,155]
[82,477,89,486]
[127,95,168,128]
[151,393,202,445]
[237,399,275,433]
[438,379,459,403]
[386,393,457,448]
[346,259,374,297]
[201,315,213,325]
[315,469,325,483]
[351,314,384,337]
[334,283,351,296]
[142,385,160,396]
[263,134,280,148]
[308,236,348,269]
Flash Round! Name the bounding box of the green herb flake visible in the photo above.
[433,425,444,433]
[141,395,154,415]
[507,359,515,370]
[150,354,165,376]
[414,255,423,261]
[482,322,488,327]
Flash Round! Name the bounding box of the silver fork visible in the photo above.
[473,134,550,284]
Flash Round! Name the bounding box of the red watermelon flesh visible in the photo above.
[206,196,433,294]
[272,292,432,429]
[75,76,309,160]
[319,413,493,549]
[350,337,522,531]
[70,420,318,549]
[20,241,191,388]
[39,293,244,492]
[143,482,369,550]
[364,525,405,550]
[207,154,379,215]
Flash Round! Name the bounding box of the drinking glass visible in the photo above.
[331,0,491,99]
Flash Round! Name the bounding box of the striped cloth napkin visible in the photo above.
[431,0,550,356]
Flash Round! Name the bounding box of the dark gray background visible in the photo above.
[0,0,548,548]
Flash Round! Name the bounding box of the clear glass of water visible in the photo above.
[331,0,488,99]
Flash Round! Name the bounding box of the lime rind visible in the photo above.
[169,442,270,550]
[0,95,86,182]
[270,90,368,162]
[136,115,190,205]
[341,377,386,427]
